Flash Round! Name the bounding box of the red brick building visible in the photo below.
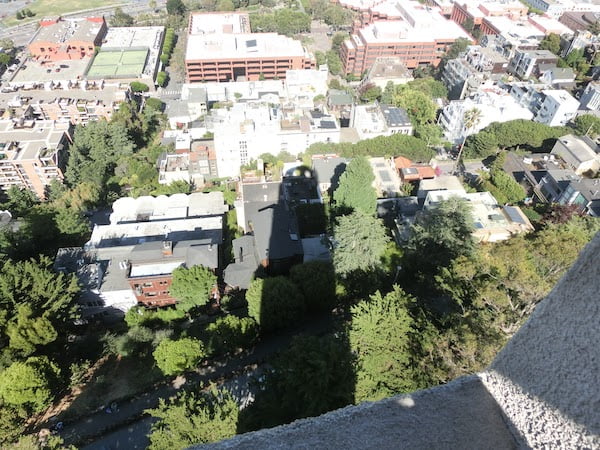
[185,12,314,82]
[29,17,106,62]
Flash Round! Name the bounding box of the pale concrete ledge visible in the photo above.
[197,233,600,449]
[205,375,517,450]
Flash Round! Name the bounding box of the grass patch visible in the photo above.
[3,0,122,27]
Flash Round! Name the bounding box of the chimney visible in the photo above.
[162,241,173,256]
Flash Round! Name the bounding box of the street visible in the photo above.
[57,314,333,448]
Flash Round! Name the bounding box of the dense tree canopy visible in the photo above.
[153,338,205,375]
[246,277,305,332]
[333,156,376,215]
[147,386,238,448]
[463,120,571,158]
[333,210,389,276]
[306,132,436,162]
[169,265,217,312]
[289,261,336,312]
[0,356,60,413]
[250,9,311,35]
[240,335,355,431]
[205,315,258,356]
[404,198,475,279]
[350,287,417,402]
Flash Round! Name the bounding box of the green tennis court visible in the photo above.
[87,49,148,79]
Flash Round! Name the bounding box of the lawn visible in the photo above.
[3,0,123,27]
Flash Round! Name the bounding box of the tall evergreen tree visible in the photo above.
[333,210,389,276]
[333,156,377,215]
[349,286,417,402]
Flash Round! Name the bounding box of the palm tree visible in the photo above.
[453,107,482,175]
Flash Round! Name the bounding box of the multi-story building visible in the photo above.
[450,1,529,36]
[0,119,72,198]
[185,12,314,83]
[439,89,533,144]
[579,81,600,111]
[441,45,508,100]
[362,57,413,90]
[560,11,600,32]
[340,2,471,76]
[31,98,119,124]
[211,103,340,178]
[508,49,559,79]
[71,192,229,313]
[29,17,107,61]
[534,89,579,126]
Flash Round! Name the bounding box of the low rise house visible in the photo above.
[539,66,576,87]
[394,156,436,183]
[551,134,600,176]
[158,143,218,186]
[370,157,402,197]
[225,175,324,285]
[311,155,348,195]
[362,57,413,89]
[423,189,534,242]
[352,103,412,140]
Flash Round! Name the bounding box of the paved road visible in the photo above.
[81,369,261,450]
[57,314,334,448]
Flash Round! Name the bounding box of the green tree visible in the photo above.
[167,0,186,15]
[6,305,57,356]
[573,114,600,138]
[147,386,238,448]
[538,33,561,56]
[205,315,258,355]
[333,210,389,276]
[2,187,38,218]
[326,50,343,75]
[289,261,336,312]
[216,0,235,10]
[156,71,168,87]
[404,197,475,277]
[393,88,437,126]
[0,257,80,339]
[246,277,305,331]
[0,53,11,68]
[350,286,417,402]
[437,37,470,75]
[65,120,135,197]
[130,81,150,93]
[406,77,448,99]
[331,32,348,53]
[480,154,526,204]
[358,83,381,103]
[111,7,134,26]
[0,356,59,413]
[241,335,354,431]
[53,208,89,237]
[333,156,376,215]
[169,265,217,312]
[153,338,205,375]
[314,50,326,66]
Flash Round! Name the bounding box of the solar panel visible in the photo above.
[319,121,336,129]
[379,170,392,183]
[503,206,527,225]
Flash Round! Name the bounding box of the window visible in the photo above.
[239,140,248,165]
[145,292,157,297]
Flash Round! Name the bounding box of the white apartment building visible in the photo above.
[211,102,340,178]
[534,89,579,126]
[439,89,533,144]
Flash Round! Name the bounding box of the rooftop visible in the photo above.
[186,33,307,61]
[109,191,228,224]
[34,17,104,45]
[0,119,69,161]
[551,134,599,168]
[357,18,470,45]
[189,12,251,35]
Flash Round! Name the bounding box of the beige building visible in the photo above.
[0,119,72,198]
